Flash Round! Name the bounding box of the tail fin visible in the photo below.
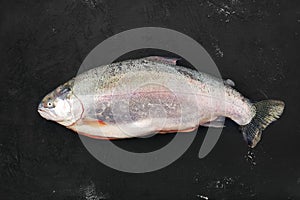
[240,100,285,148]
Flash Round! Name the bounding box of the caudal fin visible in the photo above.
[240,100,285,148]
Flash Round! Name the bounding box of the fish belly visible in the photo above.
[73,86,219,138]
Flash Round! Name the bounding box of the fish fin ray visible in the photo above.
[240,100,285,148]
[201,117,225,128]
[158,127,197,134]
[223,79,235,87]
[77,131,118,140]
[144,56,180,65]
[79,117,107,127]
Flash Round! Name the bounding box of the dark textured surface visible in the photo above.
[1,0,299,199]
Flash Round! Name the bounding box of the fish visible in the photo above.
[38,56,285,147]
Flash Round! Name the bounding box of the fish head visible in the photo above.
[38,80,83,127]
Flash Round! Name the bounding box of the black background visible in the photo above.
[1,0,299,199]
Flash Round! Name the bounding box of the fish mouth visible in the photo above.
[38,108,52,120]
[38,109,67,124]
[38,103,44,110]
[37,103,45,115]
[37,104,56,121]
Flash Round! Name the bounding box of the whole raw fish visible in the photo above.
[38,56,284,147]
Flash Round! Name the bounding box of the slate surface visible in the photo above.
[1,0,299,199]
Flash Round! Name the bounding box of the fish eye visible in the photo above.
[47,101,54,108]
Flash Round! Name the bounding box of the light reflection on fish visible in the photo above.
[38,56,284,147]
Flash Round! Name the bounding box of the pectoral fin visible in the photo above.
[77,131,118,140]
[79,117,107,127]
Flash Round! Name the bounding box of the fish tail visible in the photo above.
[240,100,285,148]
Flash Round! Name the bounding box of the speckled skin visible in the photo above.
[50,56,256,138]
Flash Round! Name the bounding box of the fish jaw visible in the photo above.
[38,104,57,121]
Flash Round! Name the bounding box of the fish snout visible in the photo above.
[37,102,51,120]
[38,102,43,110]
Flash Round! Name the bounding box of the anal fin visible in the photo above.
[201,117,225,128]
[158,127,197,134]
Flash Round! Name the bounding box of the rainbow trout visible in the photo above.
[38,56,284,147]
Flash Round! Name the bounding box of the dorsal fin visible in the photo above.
[224,79,235,87]
[144,56,180,65]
